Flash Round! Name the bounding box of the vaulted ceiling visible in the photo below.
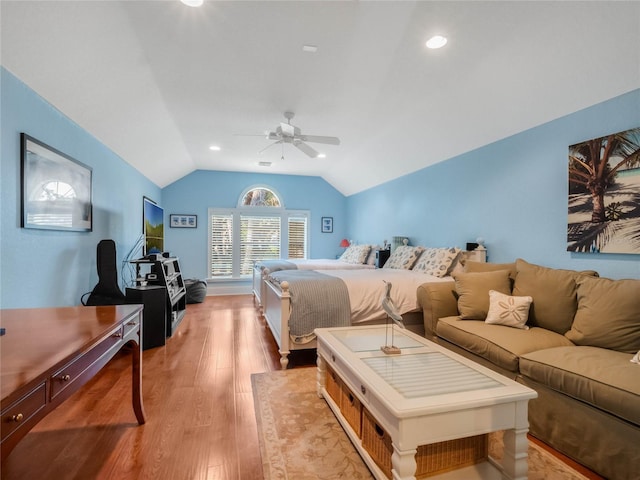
[2,1,639,195]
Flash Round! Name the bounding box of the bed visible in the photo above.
[262,246,484,368]
[252,244,377,308]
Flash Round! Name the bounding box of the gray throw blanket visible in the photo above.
[268,270,351,343]
[256,259,297,273]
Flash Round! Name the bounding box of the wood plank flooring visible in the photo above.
[1,295,601,480]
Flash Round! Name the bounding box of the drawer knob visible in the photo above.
[112,331,123,338]
[11,413,24,422]
[126,321,137,326]
[60,374,71,382]
[331,354,336,362]
[361,385,366,395]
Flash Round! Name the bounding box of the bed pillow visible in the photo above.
[565,276,640,353]
[383,245,424,270]
[485,290,532,330]
[365,245,381,265]
[453,269,512,320]
[339,244,371,264]
[412,247,461,277]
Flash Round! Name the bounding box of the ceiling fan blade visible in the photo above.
[293,140,319,158]
[298,135,340,145]
[258,140,282,155]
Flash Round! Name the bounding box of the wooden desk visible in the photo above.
[0,305,146,460]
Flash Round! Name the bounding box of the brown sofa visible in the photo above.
[416,258,640,480]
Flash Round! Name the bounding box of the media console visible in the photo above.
[129,256,186,337]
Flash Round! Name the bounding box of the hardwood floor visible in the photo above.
[1,295,602,480]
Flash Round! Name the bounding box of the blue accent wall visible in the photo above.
[0,68,161,308]
[162,170,347,280]
[347,89,640,280]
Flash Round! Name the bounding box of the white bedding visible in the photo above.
[287,259,375,270]
[320,268,451,324]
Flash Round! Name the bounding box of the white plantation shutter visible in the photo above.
[240,214,280,275]
[208,207,309,279]
[288,216,307,259]
[210,213,233,277]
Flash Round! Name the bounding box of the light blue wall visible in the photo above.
[0,68,161,308]
[347,89,640,280]
[162,170,347,280]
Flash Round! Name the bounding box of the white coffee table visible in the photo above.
[315,325,537,480]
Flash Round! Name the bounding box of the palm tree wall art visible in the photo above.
[568,127,640,253]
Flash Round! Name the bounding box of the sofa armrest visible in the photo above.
[417,281,458,339]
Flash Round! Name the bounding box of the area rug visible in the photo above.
[252,367,590,480]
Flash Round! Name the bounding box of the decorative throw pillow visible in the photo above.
[339,244,371,264]
[485,290,532,329]
[412,247,461,277]
[565,276,640,354]
[453,270,512,320]
[464,260,517,281]
[383,245,424,270]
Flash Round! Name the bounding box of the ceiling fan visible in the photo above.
[239,111,340,158]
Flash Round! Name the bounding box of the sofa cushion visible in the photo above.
[485,290,532,330]
[512,259,597,334]
[436,316,574,373]
[464,260,517,280]
[453,270,511,320]
[520,346,640,426]
[565,276,640,354]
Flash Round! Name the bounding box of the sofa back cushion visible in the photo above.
[565,276,640,354]
[511,259,597,334]
[465,260,517,281]
[453,270,511,319]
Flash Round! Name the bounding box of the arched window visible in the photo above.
[240,186,282,207]
[209,185,309,278]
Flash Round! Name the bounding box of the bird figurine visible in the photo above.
[381,281,404,354]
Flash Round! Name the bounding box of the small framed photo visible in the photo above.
[321,216,333,233]
[170,214,197,228]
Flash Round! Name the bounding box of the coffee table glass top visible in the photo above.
[333,326,424,352]
[362,353,502,399]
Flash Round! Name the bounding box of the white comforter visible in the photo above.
[321,268,451,324]
[287,259,375,270]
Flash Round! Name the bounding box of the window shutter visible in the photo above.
[210,213,233,277]
[239,214,281,275]
[288,216,307,259]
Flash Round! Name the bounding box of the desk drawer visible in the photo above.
[50,328,122,400]
[1,383,47,441]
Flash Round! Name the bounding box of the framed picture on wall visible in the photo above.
[321,216,333,233]
[20,133,93,232]
[170,214,197,228]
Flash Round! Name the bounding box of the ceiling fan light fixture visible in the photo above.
[317,153,326,158]
[209,145,221,151]
[426,35,447,49]
[180,0,203,7]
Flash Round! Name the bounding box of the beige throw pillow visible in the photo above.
[453,270,512,320]
[565,276,640,354]
[485,290,532,330]
[339,244,371,264]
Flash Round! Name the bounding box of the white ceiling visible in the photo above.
[2,1,639,196]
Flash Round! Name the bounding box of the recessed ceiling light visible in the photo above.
[317,153,326,159]
[180,0,203,7]
[209,145,221,151]
[426,35,447,49]
[302,45,318,53]
[258,161,272,167]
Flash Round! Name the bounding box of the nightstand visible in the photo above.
[375,249,390,268]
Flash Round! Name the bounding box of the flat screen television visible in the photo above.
[143,196,164,255]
